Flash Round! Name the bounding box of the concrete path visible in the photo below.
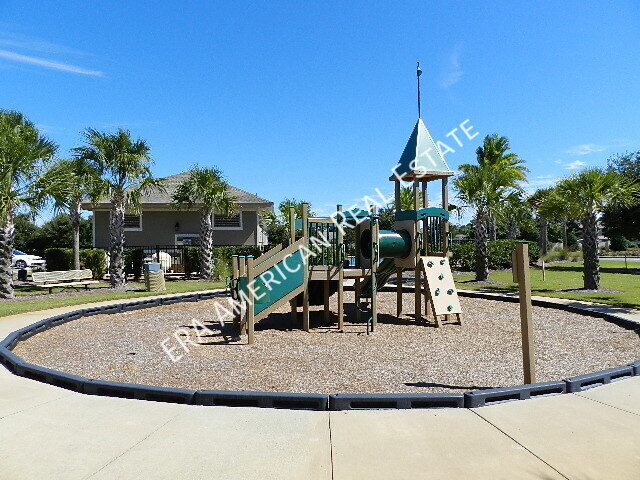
[600,255,640,263]
[0,293,639,479]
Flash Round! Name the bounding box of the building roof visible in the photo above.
[82,172,273,210]
[391,118,454,181]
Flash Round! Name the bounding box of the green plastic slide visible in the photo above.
[359,257,396,298]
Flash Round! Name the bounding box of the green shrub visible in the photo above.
[568,251,583,262]
[44,248,73,271]
[610,235,630,252]
[450,243,475,271]
[80,249,107,279]
[450,240,538,271]
[212,258,230,281]
[567,232,579,249]
[543,247,571,262]
[124,248,145,279]
[184,246,200,276]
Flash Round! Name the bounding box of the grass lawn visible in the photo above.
[0,280,225,318]
[454,260,640,309]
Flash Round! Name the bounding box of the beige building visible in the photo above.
[83,172,273,249]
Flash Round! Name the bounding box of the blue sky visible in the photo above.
[1,1,639,220]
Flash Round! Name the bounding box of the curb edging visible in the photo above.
[0,289,638,411]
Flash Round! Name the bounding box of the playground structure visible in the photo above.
[229,105,463,343]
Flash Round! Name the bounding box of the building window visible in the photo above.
[213,212,242,230]
[124,214,142,231]
[175,234,200,246]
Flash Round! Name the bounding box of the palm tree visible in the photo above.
[503,192,531,240]
[260,198,314,245]
[0,110,58,298]
[527,187,556,256]
[531,187,571,251]
[476,134,528,240]
[277,198,315,219]
[43,158,102,270]
[454,163,519,281]
[172,166,236,281]
[552,168,639,290]
[73,129,162,289]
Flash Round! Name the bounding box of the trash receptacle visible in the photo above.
[144,262,166,292]
[17,269,28,282]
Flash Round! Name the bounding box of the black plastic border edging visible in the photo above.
[564,365,635,393]
[0,288,638,411]
[464,381,566,408]
[329,393,463,410]
[195,390,328,410]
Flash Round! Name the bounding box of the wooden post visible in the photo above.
[541,260,546,281]
[324,273,330,323]
[302,203,310,332]
[288,206,298,324]
[422,181,428,256]
[231,255,240,326]
[246,256,255,345]
[396,267,403,316]
[289,206,296,244]
[355,277,361,323]
[515,242,536,384]
[238,256,247,334]
[395,180,404,318]
[414,180,421,323]
[441,177,449,255]
[371,207,378,329]
[337,204,344,330]
[441,177,451,324]
[511,251,518,283]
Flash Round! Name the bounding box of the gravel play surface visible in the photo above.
[14,292,640,394]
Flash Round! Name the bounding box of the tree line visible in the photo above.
[0,110,235,298]
[453,136,639,290]
[1,108,637,298]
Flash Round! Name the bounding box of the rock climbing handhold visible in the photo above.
[427,261,434,268]
[438,274,444,280]
[434,288,440,296]
[440,259,446,265]
[447,305,453,311]
[447,288,454,295]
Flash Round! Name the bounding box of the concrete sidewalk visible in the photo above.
[0,293,639,479]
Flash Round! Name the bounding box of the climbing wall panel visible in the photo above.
[420,256,462,315]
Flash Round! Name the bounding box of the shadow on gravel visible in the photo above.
[405,382,494,391]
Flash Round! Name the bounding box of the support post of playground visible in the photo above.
[395,179,403,317]
[413,180,422,323]
[514,241,536,384]
[289,206,297,324]
[302,203,310,332]
[337,204,344,330]
[246,255,255,345]
[371,206,379,330]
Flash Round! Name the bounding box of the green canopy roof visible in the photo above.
[392,118,453,180]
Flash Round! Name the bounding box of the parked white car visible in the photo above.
[12,250,46,270]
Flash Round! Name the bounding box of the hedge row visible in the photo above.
[43,245,265,279]
[44,248,107,279]
[450,240,540,272]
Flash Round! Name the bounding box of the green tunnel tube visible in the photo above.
[361,228,412,260]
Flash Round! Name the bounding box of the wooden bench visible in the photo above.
[31,269,99,294]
